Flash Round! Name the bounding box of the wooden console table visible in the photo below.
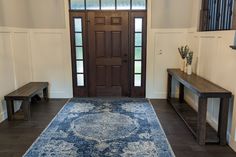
[167,69,232,145]
[5,82,49,120]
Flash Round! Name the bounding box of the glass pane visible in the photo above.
[76,47,83,59]
[135,33,142,46]
[75,33,83,46]
[101,0,115,10]
[132,0,146,10]
[134,74,141,87]
[70,0,85,10]
[117,0,130,10]
[135,61,142,73]
[86,0,100,10]
[76,61,84,73]
[74,18,82,32]
[77,74,84,86]
[135,47,142,60]
[135,18,143,32]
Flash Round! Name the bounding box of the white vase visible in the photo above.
[187,65,192,75]
[180,59,185,71]
[184,59,187,73]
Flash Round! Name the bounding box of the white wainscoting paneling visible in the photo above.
[146,29,187,98]
[0,31,16,121]
[30,30,72,98]
[0,27,73,122]
[12,31,32,87]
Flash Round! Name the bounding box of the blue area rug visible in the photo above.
[23,98,175,157]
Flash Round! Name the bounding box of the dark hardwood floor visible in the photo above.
[0,99,67,157]
[0,99,235,157]
[151,99,236,157]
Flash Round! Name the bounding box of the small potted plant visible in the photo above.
[186,51,193,75]
[178,45,189,72]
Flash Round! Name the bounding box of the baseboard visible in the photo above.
[146,92,167,99]
[49,91,72,99]
[146,92,179,99]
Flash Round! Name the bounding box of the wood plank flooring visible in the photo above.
[151,99,236,157]
[0,99,235,157]
[0,99,67,157]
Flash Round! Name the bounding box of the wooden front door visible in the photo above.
[88,12,130,97]
[70,11,147,97]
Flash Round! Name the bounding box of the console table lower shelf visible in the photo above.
[169,98,219,143]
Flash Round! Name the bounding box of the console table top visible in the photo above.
[167,69,232,97]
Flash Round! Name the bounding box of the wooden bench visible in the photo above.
[167,69,232,145]
[4,82,49,120]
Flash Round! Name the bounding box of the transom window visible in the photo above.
[69,0,146,10]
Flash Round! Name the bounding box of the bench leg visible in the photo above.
[218,97,230,145]
[6,100,14,121]
[197,97,207,145]
[22,99,31,120]
[43,87,49,101]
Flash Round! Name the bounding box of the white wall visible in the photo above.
[185,29,236,152]
[30,29,72,98]
[0,0,66,28]
[27,0,66,28]
[0,0,30,27]
[0,1,72,121]
[151,0,193,29]
[146,0,193,98]
[184,0,236,151]
[147,0,236,151]
[0,28,31,121]
[0,28,72,121]
[0,30,16,121]
[146,29,188,98]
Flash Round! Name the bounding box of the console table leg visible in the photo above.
[6,100,14,121]
[218,97,229,145]
[167,74,172,102]
[22,99,31,120]
[43,87,49,101]
[179,83,184,103]
[197,97,207,145]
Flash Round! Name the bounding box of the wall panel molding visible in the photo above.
[0,27,72,122]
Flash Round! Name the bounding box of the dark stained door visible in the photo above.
[88,11,130,96]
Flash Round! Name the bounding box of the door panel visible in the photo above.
[88,11,129,96]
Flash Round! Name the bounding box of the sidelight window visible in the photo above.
[70,0,146,10]
[134,18,143,87]
[74,18,85,86]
